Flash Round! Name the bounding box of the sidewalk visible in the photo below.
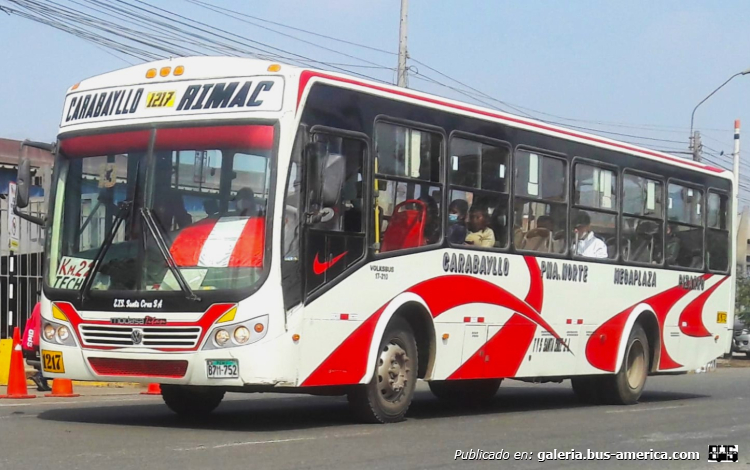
[0,383,146,398]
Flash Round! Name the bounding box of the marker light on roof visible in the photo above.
[71,83,80,91]
[146,68,157,79]
[173,65,185,76]
[160,67,171,77]
[267,64,281,72]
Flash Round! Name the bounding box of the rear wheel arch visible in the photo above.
[615,305,659,373]
[634,310,660,373]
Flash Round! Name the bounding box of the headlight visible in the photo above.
[57,326,70,342]
[233,326,250,344]
[43,324,56,341]
[203,315,269,350]
[42,321,76,346]
[214,329,230,346]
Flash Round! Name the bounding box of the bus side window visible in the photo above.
[572,162,618,260]
[448,136,510,249]
[513,150,568,254]
[621,172,663,265]
[374,122,443,252]
[706,191,729,272]
[667,183,704,270]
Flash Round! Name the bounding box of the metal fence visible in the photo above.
[0,197,46,339]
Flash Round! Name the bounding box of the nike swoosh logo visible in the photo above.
[313,251,348,275]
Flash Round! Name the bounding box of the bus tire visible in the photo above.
[161,385,225,417]
[428,379,501,405]
[603,323,649,405]
[347,317,417,424]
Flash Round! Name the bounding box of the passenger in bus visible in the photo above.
[665,223,681,265]
[419,194,441,245]
[465,206,495,247]
[154,191,192,231]
[447,199,469,244]
[521,215,553,252]
[234,187,258,217]
[573,211,607,258]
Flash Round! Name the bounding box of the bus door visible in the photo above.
[302,131,367,298]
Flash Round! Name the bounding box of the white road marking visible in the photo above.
[175,437,316,451]
[174,431,373,452]
[606,405,687,413]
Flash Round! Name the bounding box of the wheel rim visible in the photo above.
[626,339,646,390]
[377,341,411,402]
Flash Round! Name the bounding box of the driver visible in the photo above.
[233,187,257,217]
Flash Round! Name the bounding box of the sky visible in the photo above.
[1,1,750,199]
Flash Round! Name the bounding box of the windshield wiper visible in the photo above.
[80,200,133,302]
[140,208,201,302]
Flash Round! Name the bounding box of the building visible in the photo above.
[0,137,53,339]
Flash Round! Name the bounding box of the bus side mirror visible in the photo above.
[16,157,31,209]
[15,140,53,226]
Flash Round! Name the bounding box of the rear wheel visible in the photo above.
[429,379,501,405]
[601,324,649,405]
[161,385,225,417]
[347,317,417,423]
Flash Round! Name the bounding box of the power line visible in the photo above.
[185,0,396,72]
[185,0,398,57]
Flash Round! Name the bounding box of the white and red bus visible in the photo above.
[16,57,735,423]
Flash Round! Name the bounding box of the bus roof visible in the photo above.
[66,56,731,181]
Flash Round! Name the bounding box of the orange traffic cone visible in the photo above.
[0,328,35,399]
[141,383,161,395]
[44,378,79,398]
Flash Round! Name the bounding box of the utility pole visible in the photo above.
[397,0,409,87]
[730,119,741,357]
[692,130,702,162]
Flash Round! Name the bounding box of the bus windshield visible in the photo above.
[49,124,274,293]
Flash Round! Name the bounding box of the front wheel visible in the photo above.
[161,385,225,417]
[347,317,418,423]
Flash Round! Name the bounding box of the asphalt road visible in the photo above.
[0,367,748,470]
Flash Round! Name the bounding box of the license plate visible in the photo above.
[206,359,238,379]
[41,350,65,373]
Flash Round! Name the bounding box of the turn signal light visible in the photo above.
[146,68,157,78]
[442,333,449,340]
[254,323,264,333]
[159,67,171,77]
[292,334,300,342]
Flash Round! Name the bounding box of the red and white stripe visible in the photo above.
[170,216,265,268]
[463,316,485,323]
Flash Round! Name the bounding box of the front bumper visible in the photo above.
[39,335,296,387]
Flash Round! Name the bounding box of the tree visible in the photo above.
[735,276,750,325]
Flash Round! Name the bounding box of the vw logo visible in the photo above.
[131,329,143,345]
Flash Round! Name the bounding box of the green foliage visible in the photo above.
[736,276,750,325]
